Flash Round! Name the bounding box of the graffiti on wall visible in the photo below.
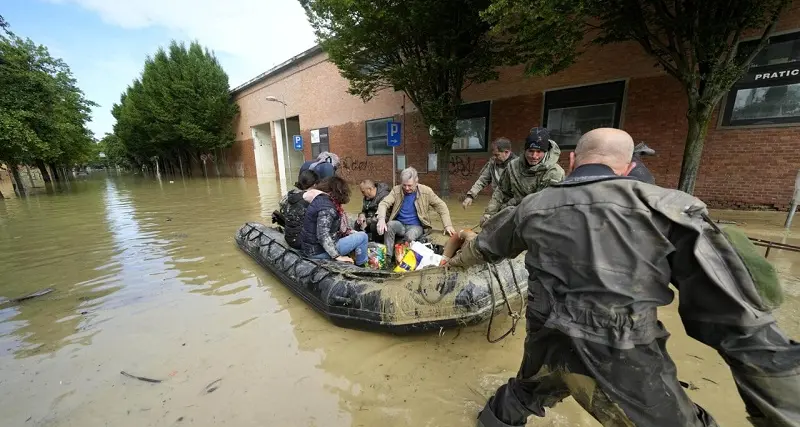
[337,155,482,180]
[339,156,379,177]
[448,156,479,178]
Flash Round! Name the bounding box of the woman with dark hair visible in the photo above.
[300,176,368,265]
[274,169,319,249]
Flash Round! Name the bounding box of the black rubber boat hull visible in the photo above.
[235,222,528,334]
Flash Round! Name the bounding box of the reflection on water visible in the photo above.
[0,175,797,427]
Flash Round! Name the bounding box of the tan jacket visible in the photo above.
[377,184,452,229]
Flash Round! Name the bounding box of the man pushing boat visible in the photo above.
[448,128,800,427]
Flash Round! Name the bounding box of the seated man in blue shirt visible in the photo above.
[376,167,455,263]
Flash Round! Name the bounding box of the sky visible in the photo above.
[2,0,317,138]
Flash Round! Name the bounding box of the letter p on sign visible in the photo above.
[387,121,402,147]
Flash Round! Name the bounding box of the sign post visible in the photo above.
[786,169,800,229]
[293,135,303,151]
[387,121,402,186]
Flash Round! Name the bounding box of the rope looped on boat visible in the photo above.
[485,259,525,344]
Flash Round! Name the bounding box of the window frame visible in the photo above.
[452,100,492,153]
[720,30,800,128]
[541,80,627,150]
[365,117,394,156]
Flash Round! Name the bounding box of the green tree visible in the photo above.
[111,41,239,175]
[300,0,571,195]
[0,22,95,192]
[486,0,791,194]
[97,133,130,167]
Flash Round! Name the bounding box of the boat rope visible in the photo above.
[485,260,524,344]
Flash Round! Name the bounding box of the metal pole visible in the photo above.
[392,146,396,187]
[283,101,291,181]
[785,169,800,229]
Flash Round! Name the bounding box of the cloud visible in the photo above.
[51,0,318,86]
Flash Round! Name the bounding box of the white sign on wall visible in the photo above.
[310,129,321,144]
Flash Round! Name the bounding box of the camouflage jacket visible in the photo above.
[484,141,564,216]
[466,153,517,199]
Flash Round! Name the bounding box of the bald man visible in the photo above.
[449,128,800,427]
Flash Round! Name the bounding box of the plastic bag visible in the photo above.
[366,243,387,270]
[394,248,422,272]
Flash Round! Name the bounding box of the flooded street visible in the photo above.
[1,175,798,427]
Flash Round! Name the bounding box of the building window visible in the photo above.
[453,101,491,153]
[542,81,626,149]
[722,31,800,127]
[366,118,393,155]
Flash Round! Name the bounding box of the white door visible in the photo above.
[252,127,276,179]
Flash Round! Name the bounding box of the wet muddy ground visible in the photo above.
[0,175,797,427]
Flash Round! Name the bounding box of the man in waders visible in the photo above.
[449,128,800,427]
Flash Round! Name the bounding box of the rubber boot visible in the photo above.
[477,398,518,427]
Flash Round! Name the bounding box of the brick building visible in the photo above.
[228,6,800,209]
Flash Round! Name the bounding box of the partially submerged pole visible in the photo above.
[785,169,800,229]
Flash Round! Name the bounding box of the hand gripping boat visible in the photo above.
[235,223,528,334]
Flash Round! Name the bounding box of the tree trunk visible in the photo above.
[435,139,454,197]
[677,108,714,194]
[25,166,36,188]
[49,163,61,182]
[36,159,51,183]
[9,164,25,197]
[178,153,185,179]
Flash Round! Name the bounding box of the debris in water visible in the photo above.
[121,371,163,383]
[679,380,699,390]
[702,377,719,385]
[176,416,184,422]
[203,378,222,394]
[11,288,55,303]
[686,354,704,361]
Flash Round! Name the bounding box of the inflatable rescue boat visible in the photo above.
[235,222,528,334]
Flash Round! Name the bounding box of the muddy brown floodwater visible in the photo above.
[0,175,798,427]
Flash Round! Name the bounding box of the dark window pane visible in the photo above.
[366,118,392,155]
[453,101,491,152]
[453,117,487,151]
[731,83,800,121]
[752,39,800,67]
[547,103,617,148]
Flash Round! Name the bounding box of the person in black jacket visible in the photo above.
[301,176,369,265]
[273,170,319,249]
[354,179,390,241]
[630,142,656,184]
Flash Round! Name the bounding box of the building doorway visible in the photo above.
[252,124,276,179]
[273,116,305,186]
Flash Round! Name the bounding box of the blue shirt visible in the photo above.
[396,192,421,226]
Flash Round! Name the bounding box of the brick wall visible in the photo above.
[223,139,257,178]
[232,5,800,209]
[289,75,799,209]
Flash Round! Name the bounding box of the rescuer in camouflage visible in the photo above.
[462,137,517,208]
[482,127,564,221]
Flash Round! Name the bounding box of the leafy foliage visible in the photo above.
[111,41,239,170]
[302,0,572,194]
[486,0,790,193]
[0,20,95,174]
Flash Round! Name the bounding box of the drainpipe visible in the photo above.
[785,169,800,229]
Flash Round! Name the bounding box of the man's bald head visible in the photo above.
[571,128,636,176]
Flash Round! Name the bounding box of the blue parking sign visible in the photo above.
[293,135,303,150]
[387,121,402,147]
